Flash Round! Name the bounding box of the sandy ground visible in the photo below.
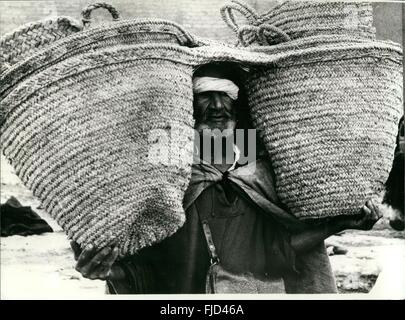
[1,155,107,299]
[1,154,404,299]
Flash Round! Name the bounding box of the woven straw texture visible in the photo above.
[0,17,83,76]
[1,54,195,255]
[221,0,376,46]
[246,51,402,219]
[220,0,403,219]
[0,2,403,252]
[260,1,375,41]
[0,4,197,255]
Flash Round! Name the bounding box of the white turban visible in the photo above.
[193,76,239,100]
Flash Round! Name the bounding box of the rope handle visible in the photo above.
[81,2,120,28]
[237,23,291,47]
[258,23,291,44]
[237,25,260,47]
[221,1,290,47]
[220,0,259,33]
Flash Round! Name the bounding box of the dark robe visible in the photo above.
[106,157,337,294]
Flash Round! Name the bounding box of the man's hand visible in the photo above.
[70,241,125,281]
[290,199,383,253]
[341,199,383,231]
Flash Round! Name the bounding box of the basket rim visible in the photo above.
[0,16,83,45]
[259,0,373,21]
[0,36,402,128]
[0,16,197,45]
[0,17,199,74]
[1,32,401,97]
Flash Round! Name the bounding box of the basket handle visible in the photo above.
[81,2,120,28]
[257,23,291,44]
[220,0,259,33]
[237,23,290,47]
[237,25,260,47]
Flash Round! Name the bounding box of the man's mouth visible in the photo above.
[207,113,227,121]
[210,117,225,121]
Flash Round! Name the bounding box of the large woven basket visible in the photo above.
[220,1,403,220]
[246,47,403,219]
[0,3,197,255]
[1,2,403,252]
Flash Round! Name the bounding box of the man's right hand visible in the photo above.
[340,199,383,231]
[70,241,125,281]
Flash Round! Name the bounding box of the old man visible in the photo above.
[70,63,382,294]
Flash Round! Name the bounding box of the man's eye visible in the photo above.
[197,96,210,103]
[220,92,232,100]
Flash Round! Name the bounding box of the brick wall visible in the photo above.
[0,0,402,45]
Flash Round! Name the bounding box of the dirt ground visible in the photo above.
[1,154,404,299]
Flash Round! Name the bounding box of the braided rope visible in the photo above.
[237,23,291,47]
[237,25,260,47]
[81,2,120,28]
[258,23,291,44]
[220,0,259,33]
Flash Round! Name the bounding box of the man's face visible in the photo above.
[194,91,237,134]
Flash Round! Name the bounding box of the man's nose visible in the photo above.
[210,92,223,110]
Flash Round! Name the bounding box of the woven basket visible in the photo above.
[246,48,402,219]
[1,2,403,250]
[220,1,403,219]
[0,16,83,76]
[0,3,196,255]
[221,0,375,46]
